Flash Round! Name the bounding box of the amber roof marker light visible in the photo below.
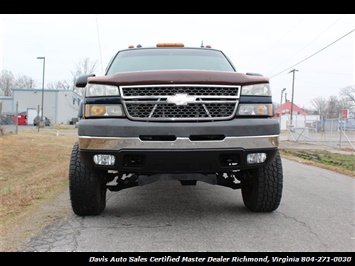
[156,43,184,47]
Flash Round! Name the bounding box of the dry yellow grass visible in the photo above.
[0,128,78,228]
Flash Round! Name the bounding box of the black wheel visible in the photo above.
[180,180,197,186]
[241,151,283,212]
[69,142,107,216]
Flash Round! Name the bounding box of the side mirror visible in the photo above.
[78,101,84,119]
[75,74,95,88]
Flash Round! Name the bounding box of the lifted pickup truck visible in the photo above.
[70,43,283,216]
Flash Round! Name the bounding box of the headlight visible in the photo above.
[241,83,271,96]
[237,104,273,116]
[85,104,124,117]
[86,84,119,97]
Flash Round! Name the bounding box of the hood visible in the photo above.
[87,70,269,86]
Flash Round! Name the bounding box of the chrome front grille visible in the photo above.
[122,85,239,97]
[121,84,240,121]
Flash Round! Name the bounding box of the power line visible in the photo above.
[248,16,306,65]
[268,15,344,75]
[270,28,355,79]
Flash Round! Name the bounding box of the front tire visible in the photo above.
[241,151,283,212]
[69,142,107,216]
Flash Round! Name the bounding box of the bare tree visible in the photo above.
[312,95,352,118]
[338,95,354,109]
[339,85,355,102]
[311,97,328,116]
[1,58,98,96]
[14,74,37,89]
[326,95,343,119]
[0,71,38,95]
[0,70,15,96]
[47,81,71,90]
[71,57,98,94]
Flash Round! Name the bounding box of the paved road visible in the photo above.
[15,158,354,252]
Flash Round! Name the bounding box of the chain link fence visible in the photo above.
[286,118,355,151]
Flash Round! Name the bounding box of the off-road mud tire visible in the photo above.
[241,151,283,212]
[69,142,107,216]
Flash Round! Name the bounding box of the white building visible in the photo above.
[1,88,82,125]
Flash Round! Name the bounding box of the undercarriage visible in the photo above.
[106,171,244,192]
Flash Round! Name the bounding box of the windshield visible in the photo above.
[106,48,236,74]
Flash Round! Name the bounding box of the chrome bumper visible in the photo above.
[79,135,279,150]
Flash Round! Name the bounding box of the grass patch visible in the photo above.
[0,128,78,227]
[280,148,355,177]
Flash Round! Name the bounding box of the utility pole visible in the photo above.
[288,69,298,128]
[279,88,286,130]
[37,56,45,128]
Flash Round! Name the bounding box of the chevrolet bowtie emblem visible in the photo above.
[166,93,197,106]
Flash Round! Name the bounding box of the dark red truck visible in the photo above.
[70,43,283,216]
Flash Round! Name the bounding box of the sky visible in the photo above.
[1,14,354,109]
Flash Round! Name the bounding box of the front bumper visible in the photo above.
[77,118,280,173]
[77,118,280,138]
[79,135,279,150]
